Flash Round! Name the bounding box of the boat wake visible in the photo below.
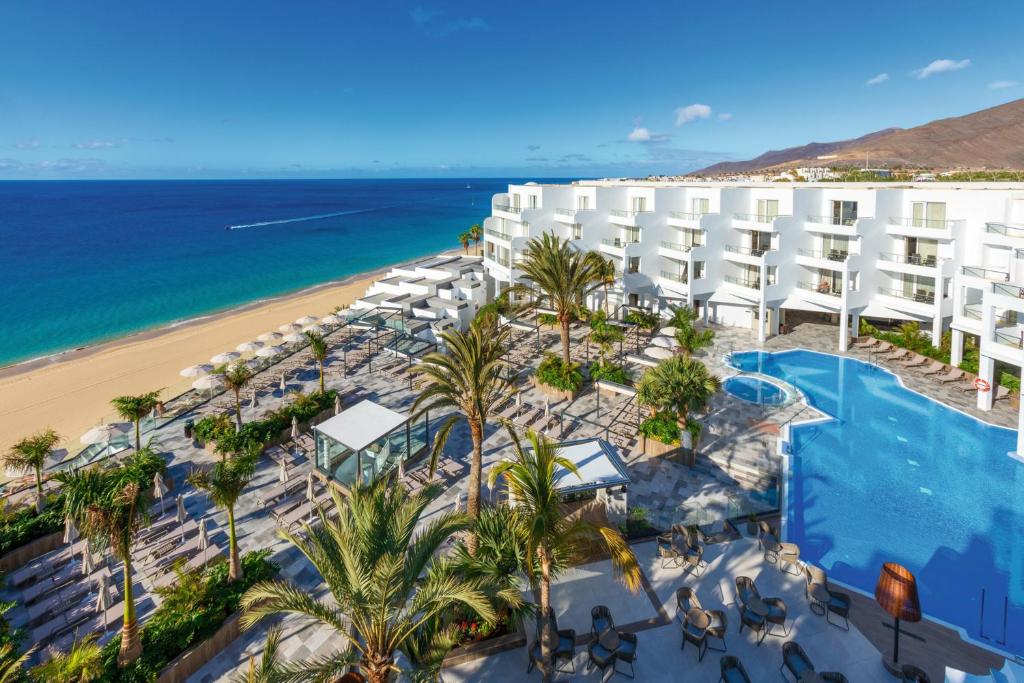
[226,205,397,230]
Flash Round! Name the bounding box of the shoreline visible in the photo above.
[0,247,466,452]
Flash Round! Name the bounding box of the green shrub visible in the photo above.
[191,413,233,445]
[211,390,336,453]
[535,353,583,393]
[638,411,680,446]
[624,310,658,331]
[475,294,510,322]
[589,361,631,385]
[98,550,277,682]
[537,313,558,327]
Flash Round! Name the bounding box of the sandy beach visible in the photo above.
[0,250,461,453]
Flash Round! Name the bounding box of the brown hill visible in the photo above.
[697,98,1024,174]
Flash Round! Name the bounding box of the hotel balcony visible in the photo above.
[876,251,942,277]
[804,214,865,237]
[608,208,651,227]
[658,239,704,259]
[959,265,1010,286]
[659,269,690,295]
[875,286,937,317]
[982,222,1024,247]
[667,210,706,229]
[983,313,1024,367]
[885,215,962,240]
[493,203,525,220]
[553,207,594,224]
[723,243,774,266]
[795,248,852,271]
[987,281,1024,319]
[599,236,633,257]
[794,280,845,309]
[723,273,764,291]
[732,212,788,232]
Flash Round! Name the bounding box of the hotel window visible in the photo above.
[766,265,778,286]
[627,256,640,274]
[570,223,582,240]
[911,201,946,229]
[756,199,779,221]
[577,195,590,210]
[631,196,647,213]
[691,197,710,215]
[512,194,521,210]
[694,261,706,279]
[830,200,858,226]
[528,195,538,209]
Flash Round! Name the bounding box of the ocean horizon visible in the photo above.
[0,178,558,366]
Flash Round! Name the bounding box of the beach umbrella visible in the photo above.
[291,416,299,440]
[256,345,284,358]
[258,331,283,343]
[79,423,130,446]
[321,314,342,326]
[295,315,319,326]
[645,346,674,360]
[64,516,79,545]
[658,326,678,337]
[334,394,342,415]
[279,323,301,333]
[306,473,315,522]
[651,336,680,349]
[236,340,264,353]
[176,495,188,539]
[96,573,113,629]
[210,351,240,364]
[81,545,94,576]
[279,459,289,484]
[301,324,324,335]
[197,517,209,563]
[283,332,304,344]
[179,364,213,378]
[544,398,550,417]
[249,389,260,409]
[192,375,224,392]
[279,373,287,392]
[153,473,169,516]
[516,393,522,408]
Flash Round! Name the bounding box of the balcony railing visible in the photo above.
[797,248,849,262]
[660,270,688,284]
[601,238,626,249]
[555,208,575,216]
[660,240,700,252]
[878,287,935,304]
[733,212,780,223]
[797,281,842,297]
[806,214,860,227]
[960,265,1009,281]
[888,216,963,230]
[724,244,770,257]
[609,208,651,217]
[484,253,511,268]
[961,304,983,320]
[994,329,1024,349]
[993,282,1024,299]
[485,228,512,241]
[724,274,763,289]
[986,222,1024,238]
[494,204,523,214]
[878,252,939,267]
[669,210,706,221]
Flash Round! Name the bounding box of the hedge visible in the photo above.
[535,353,583,393]
[194,390,337,453]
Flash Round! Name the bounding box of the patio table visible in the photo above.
[686,608,711,631]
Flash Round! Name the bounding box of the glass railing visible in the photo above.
[960,266,1009,281]
[485,228,512,241]
[733,212,782,223]
[601,238,625,249]
[961,304,983,320]
[888,216,963,230]
[994,329,1024,349]
[669,210,706,221]
[985,222,1024,238]
[797,281,841,297]
[484,253,511,267]
[660,270,688,283]
[878,252,939,266]
[494,204,523,214]
[993,282,1024,298]
[806,214,860,227]
[724,274,762,289]
[797,248,849,262]
[555,207,576,216]
[610,208,652,217]
[724,244,770,257]
[660,240,700,252]
[878,287,935,304]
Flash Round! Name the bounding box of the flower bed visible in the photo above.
[533,353,583,400]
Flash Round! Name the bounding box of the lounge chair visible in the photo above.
[720,656,752,683]
[804,565,851,629]
[937,369,966,384]
[780,642,815,683]
[920,361,946,376]
[151,547,225,589]
[851,337,878,349]
[897,353,929,368]
[995,385,1011,401]
[676,587,727,653]
[657,533,683,568]
[883,348,912,362]
[873,341,894,354]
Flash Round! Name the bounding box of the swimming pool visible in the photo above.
[724,375,788,405]
[730,349,1024,656]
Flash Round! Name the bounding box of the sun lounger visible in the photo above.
[21,558,90,604]
[920,361,946,375]
[29,600,96,644]
[151,547,225,589]
[883,348,912,361]
[514,407,542,427]
[10,543,79,587]
[270,489,310,520]
[257,476,306,507]
[897,354,929,368]
[995,385,1011,401]
[278,490,332,530]
[50,598,134,654]
[937,369,966,384]
[851,337,878,348]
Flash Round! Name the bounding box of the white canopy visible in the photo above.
[295,315,319,326]
[179,364,213,378]
[302,325,324,335]
[321,314,343,325]
[256,345,284,358]
[258,331,283,343]
[210,351,240,364]
[315,399,409,451]
[279,323,301,333]
[658,326,677,336]
[536,438,630,495]
[644,346,674,359]
[236,340,263,353]
[651,336,680,349]
[283,332,304,343]
[192,375,224,391]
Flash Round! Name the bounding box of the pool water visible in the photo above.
[724,375,787,405]
[730,349,1024,656]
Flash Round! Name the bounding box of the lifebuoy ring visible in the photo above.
[974,378,991,392]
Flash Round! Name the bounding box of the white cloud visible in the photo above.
[912,58,971,79]
[717,113,733,121]
[674,104,712,125]
[866,73,889,86]
[13,139,40,150]
[627,126,670,143]
[989,80,1020,90]
[73,139,119,150]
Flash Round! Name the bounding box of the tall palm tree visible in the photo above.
[468,223,483,255]
[230,627,283,683]
[3,428,60,512]
[510,233,604,363]
[670,306,714,358]
[186,444,258,582]
[592,254,617,314]
[56,451,161,667]
[110,391,161,451]
[31,635,102,683]
[304,331,328,393]
[458,231,471,254]
[221,361,254,431]
[487,428,640,683]
[410,316,513,550]
[637,356,720,451]
[240,479,494,683]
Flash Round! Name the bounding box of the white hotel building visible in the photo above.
[482,180,1024,443]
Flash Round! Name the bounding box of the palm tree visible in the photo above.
[487,428,640,682]
[56,451,161,667]
[0,642,35,683]
[221,362,254,431]
[670,306,714,358]
[3,428,60,512]
[410,316,513,550]
[510,233,604,364]
[637,356,720,451]
[592,254,617,314]
[240,478,494,683]
[110,390,161,451]
[458,231,471,254]
[186,444,258,582]
[30,635,102,682]
[230,627,283,683]
[304,331,328,393]
[468,223,483,255]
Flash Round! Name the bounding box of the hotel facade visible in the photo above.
[482,180,1024,425]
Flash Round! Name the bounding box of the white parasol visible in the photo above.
[279,323,301,333]
[249,389,260,409]
[153,473,169,515]
[544,398,550,416]
[79,423,130,446]
[176,494,188,539]
[258,331,283,343]
[295,315,319,326]
[279,459,289,483]
[279,374,287,392]
[81,545,95,576]
[179,364,213,378]
[291,416,299,440]
[236,340,264,353]
[334,394,342,415]
[651,336,680,349]
[96,573,113,628]
[197,517,209,562]
[321,314,342,326]
[283,332,304,344]
[658,326,678,336]
[301,325,324,336]
[192,375,224,392]
[256,345,284,358]
[64,516,79,545]
[210,351,241,364]
[644,346,674,360]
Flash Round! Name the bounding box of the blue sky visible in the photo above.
[1,1,1021,179]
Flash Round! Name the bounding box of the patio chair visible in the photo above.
[680,606,709,661]
[898,353,929,368]
[526,609,576,675]
[780,641,815,683]
[804,564,851,630]
[590,605,614,638]
[937,369,966,384]
[820,674,849,683]
[851,337,878,349]
[614,631,637,678]
[883,348,912,362]
[657,533,684,568]
[919,360,946,375]
[777,542,801,576]
[586,638,616,680]
[719,656,752,683]
[763,597,789,637]
[901,665,931,683]
[994,385,1011,402]
[681,531,707,576]
[736,602,767,645]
